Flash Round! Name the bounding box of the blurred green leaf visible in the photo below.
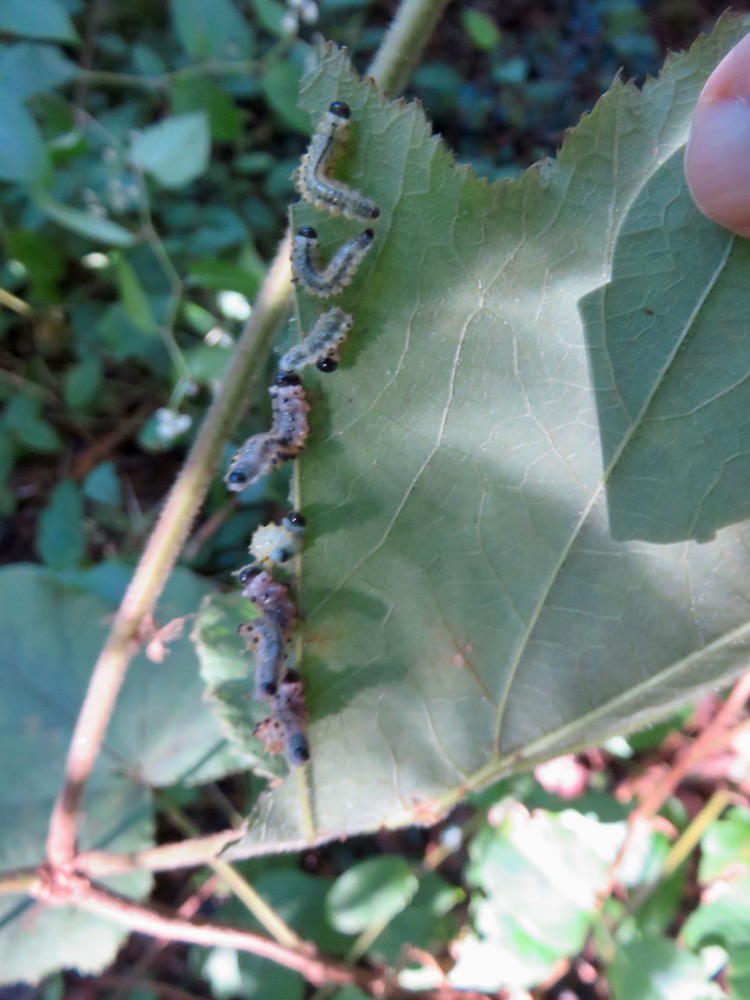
[326,856,418,935]
[451,810,618,989]
[36,195,136,246]
[682,876,750,953]
[170,77,244,143]
[83,462,120,506]
[0,86,50,186]
[64,357,103,410]
[369,871,462,963]
[462,9,501,51]
[0,0,78,43]
[0,42,76,99]
[5,228,65,302]
[260,58,310,134]
[188,258,261,298]
[36,479,85,568]
[112,252,157,332]
[3,392,61,453]
[609,938,724,1000]
[129,112,210,188]
[699,807,750,882]
[252,0,288,38]
[0,565,234,984]
[172,0,253,59]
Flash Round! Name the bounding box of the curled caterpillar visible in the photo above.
[238,616,286,700]
[239,566,297,637]
[225,432,287,492]
[295,100,380,222]
[279,307,354,375]
[249,511,306,568]
[270,372,309,454]
[291,225,374,299]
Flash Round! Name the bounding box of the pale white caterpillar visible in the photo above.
[269,372,310,455]
[249,511,306,568]
[239,567,297,638]
[225,432,287,492]
[295,100,380,222]
[269,670,310,766]
[291,225,374,299]
[279,306,354,375]
[238,616,286,700]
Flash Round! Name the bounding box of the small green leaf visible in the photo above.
[609,938,724,1000]
[170,77,243,143]
[252,0,288,37]
[461,9,501,50]
[0,86,50,186]
[36,479,85,569]
[188,259,260,298]
[82,462,120,506]
[5,228,65,302]
[3,393,61,453]
[172,0,253,59]
[0,42,76,99]
[699,807,750,883]
[0,0,78,43]
[129,112,210,188]
[112,253,157,332]
[260,58,310,134]
[36,195,136,246]
[64,357,103,410]
[326,856,418,934]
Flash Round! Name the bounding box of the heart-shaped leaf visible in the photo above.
[198,18,750,857]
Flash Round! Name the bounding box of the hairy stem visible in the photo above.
[367,0,453,95]
[46,234,292,866]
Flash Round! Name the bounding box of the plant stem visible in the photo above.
[367,0,453,95]
[46,233,293,867]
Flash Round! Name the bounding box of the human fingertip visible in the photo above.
[684,33,750,238]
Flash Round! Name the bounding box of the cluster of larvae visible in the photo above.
[225,99,379,768]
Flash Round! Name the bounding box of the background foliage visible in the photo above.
[2,1,750,997]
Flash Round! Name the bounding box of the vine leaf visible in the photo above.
[0,565,233,984]
[196,17,750,857]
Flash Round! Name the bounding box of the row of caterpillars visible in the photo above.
[225,101,380,769]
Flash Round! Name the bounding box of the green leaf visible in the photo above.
[36,195,136,246]
[112,252,157,332]
[203,22,750,853]
[260,58,311,134]
[682,876,750,952]
[0,0,78,43]
[699,808,750,882]
[64,357,103,410]
[325,856,418,934]
[0,42,76,99]
[170,77,244,143]
[172,0,253,59]
[3,392,61,453]
[0,565,236,985]
[609,938,724,1000]
[450,810,617,990]
[83,462,120,506]
[129,112,210,188]
[5,228,65,302]
[0,86,50,186]
[188,258,261,298]
[36,479,85,568]
[462,9,501,50]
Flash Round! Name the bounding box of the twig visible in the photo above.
[46,232,294,867]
